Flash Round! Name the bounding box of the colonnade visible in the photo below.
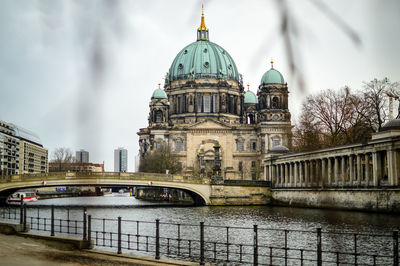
[264,149,400,188]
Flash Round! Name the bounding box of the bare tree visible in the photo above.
[292,103,324,152]
[293,85,379,151]
[139,145,182,174]
[50,147,74,172]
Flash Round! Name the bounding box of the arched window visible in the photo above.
[272,138,280,147]
[247,114,255,124]
[175,139,183,152]
[272,96,280,109]
[155,110,163,123]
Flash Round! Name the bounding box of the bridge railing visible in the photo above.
[1,172,209,184]
[0,205,398,266]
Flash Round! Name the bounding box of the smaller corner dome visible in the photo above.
[244,90,258,104]
[269,145,290,153]
[152,88,168,99]
[260,68,285,85]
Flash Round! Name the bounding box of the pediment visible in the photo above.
[188,119,231,130]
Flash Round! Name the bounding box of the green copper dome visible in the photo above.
[168,7,241,83]
[260,68,285,85]
[152,88,167,99]
[168,40,240,83]
[244,90,258,104]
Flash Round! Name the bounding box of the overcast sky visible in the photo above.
[1,0,399,171]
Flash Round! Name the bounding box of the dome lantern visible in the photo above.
[197,4,209,41]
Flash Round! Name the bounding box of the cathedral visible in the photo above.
[138,8,292,180]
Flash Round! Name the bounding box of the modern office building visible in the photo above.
[134,155,140,172]
[76,149,89,163]
[114,147,128,172]
[0,120,48,175]
[0,121,20,176]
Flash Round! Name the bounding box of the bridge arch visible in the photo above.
[0,179,211,206]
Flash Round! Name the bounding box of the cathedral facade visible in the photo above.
[138,9,291,180]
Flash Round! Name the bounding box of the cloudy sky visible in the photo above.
[1,0,399,171]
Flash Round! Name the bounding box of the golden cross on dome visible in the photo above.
[247,83,250,91]
[198,4,208,31]
[270,59,274,68]
[158,82,161,88]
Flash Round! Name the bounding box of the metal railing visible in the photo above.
[0,171,208,184]
[0,205,398,266]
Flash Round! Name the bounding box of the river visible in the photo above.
[2,194,399,265]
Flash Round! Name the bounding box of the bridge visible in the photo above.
[0,172,271,206]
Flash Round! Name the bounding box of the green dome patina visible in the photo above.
[152,88,168,99]
[244,90,258,104]
[260,68,285,85]
[168,41,240,83]
[168,10,241,83]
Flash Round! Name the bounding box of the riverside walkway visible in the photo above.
[0,205,398,265]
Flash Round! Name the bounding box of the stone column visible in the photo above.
[327,157,332,186]
[349,155,354,186]
[289,163,294,186]
[357,154,362,186]
[264,164,268,181]
[310,160,314,187]
[387,149,399,186]
[265,134,270,153]
[365,153,371,186]
[269,164,273,183]
[285,163,289,187]
[299,162,304,187]
[294,162,298,187]
[321,158,326,188]
[341,156,346,187]
[372,152,381,187]
[334,157,339,186]
[280,164,284,187]
[305,161,309,187]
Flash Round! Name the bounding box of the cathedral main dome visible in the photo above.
[168,41,240,82]
[167,7,240,83]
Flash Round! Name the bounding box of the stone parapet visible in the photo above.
[271,188,400,212]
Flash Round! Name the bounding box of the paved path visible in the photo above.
[0,233,197,266]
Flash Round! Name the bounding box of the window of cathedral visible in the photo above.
[236,141,244,151]
[177,96,182,113]
[238,161,243,172]
[273,139,280,147]
[251,161,256,168]
[250,141,257,151]
[212,94,217,113]
[247,114,255,124]
[173,96,177,114]
[175,140,183,152]
[252,172,257,180]
[272,96,280,109]
[228,95,234,113]
[196,94,202,112]
[156,143,162,151]
[155,110,163,123]
[203,95,211,112]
